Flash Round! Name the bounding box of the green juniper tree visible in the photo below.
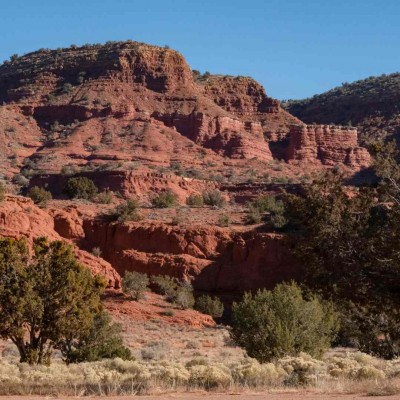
[0,237,105,364]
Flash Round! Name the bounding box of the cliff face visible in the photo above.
[0,194,301,298]
[287,125,371,167]
[0,41,369,178]
[63,216,301,296]
[0,196,120,288]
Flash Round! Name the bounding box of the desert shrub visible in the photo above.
[188,364,232,389]
[151,190,178,208]
[186,193,204,207]
[195,295,224,318]
[278,352,326,386]
[0,182,5,202]
[232,360,287,387]
[231,282,340,362]
[151,275,178,301]
[246,204,262,224]
[61,83,73,94]
[174,282,195,310]
[246,194,287,228]
[59,311,132,364]
[141,341,169,361]
[122,271,149,301]
[12,173,29,187]
[218,214,230,227]
[91,247,102,257]
[160,309,174,317]
[95,190,113,204]
[27,186,52,206]
[64,177,98,200]
[110,199,141,222]
[202,190,225,207]
[61,165,80,175]
[171,215,183,226]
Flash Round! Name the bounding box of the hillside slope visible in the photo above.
[0,41,369,183]
[283,73,400,145]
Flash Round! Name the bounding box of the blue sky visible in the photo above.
[1,0,399,99]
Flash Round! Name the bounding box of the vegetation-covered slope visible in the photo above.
[283,73,400,145]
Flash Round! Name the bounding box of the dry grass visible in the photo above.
[1,343,400,396]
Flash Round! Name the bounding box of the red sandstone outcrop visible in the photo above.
[0,41,370,176]
[0,195,120,288]
[287,124,371,167]
[80,220,301,295]
[30,170,218,202]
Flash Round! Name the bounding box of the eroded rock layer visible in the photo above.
[0,41,370,177]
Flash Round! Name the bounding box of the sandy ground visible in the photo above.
[2,393,400,400]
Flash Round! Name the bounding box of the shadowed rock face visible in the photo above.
[54,213,302,298]
[0,194,300,300]
[0,41,369,179]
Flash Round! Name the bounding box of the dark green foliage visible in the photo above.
[284,156,400,359]
[110,199,141,222]
[195,295,224,318]
[64,177,98,200]
[202,189,225,207]
[151,190,178,208]
[151,275,194,309]
[283,72,400,145]
[186,193,204,207]
[28,186,52,206]
[151,275,178,301]
[122,271,149,301]
[0,182,5,202]
[59,311,132,364]
[231,282,339,362]
[0,237,105,364]
[246,194,287,228]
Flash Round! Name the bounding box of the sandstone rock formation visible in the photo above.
[287,124,371,167]
[0,41,370,179]
[0,195,120,288]
[65,216,301,297]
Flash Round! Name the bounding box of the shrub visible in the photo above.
[246,194,287,228]
[61,83,73,94]
[12,174,29,187]
[64,177,98,200]
[186,193,204,207]
[151,275,178,301]
[174,283,195,310]
[110,199,141,222]
[202,190,226,207]
[27,186,52,206]
[151,190,178,208]
[91,247,102,257]
[195,295,224,318]
[160,309,174,317]
[95,190,113,204]
[230,282,340,362]
[0,182,5,202]
[171,214,183,226]
[122,271,149,301]
[246,204,262,224]
[59,311,132,364]
[218,214,230,227]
